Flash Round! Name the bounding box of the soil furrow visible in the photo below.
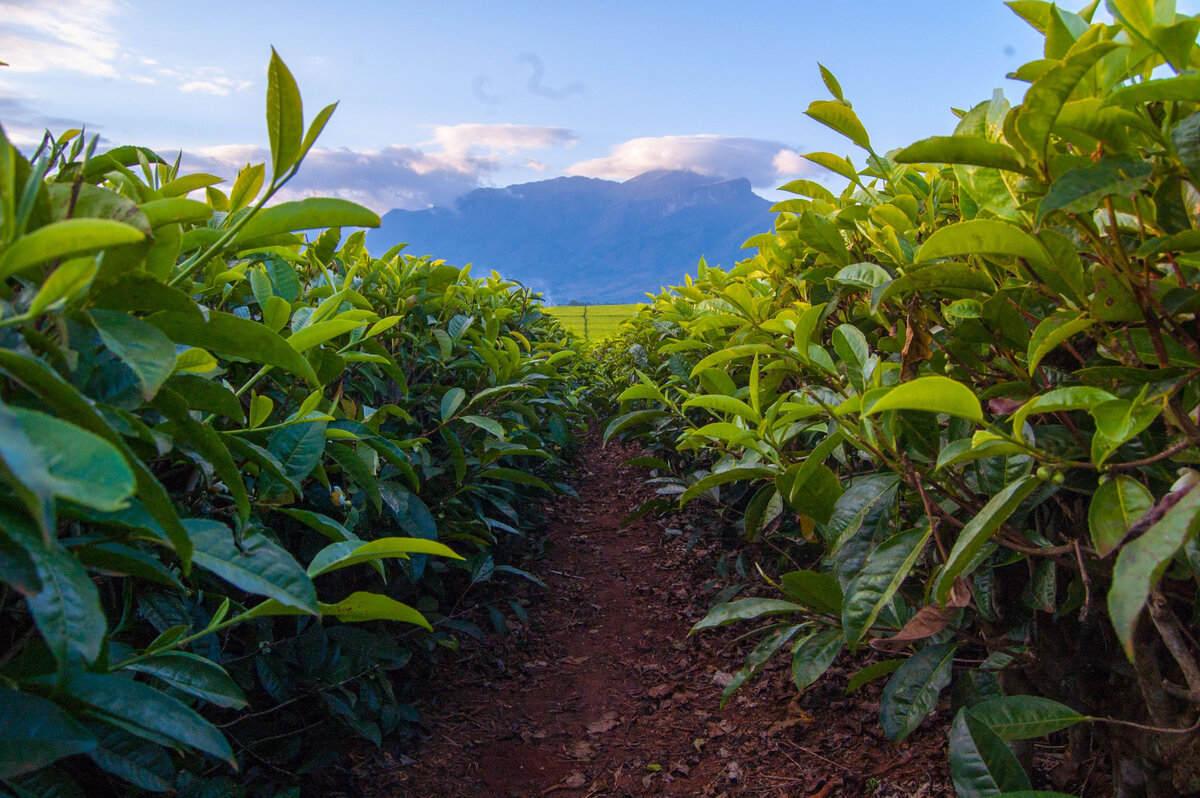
[348,435,952,797]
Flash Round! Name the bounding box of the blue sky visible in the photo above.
[2,1,1194,211]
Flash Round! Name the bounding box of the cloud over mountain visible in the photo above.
[565,135,815,189]
[182,124,579,213]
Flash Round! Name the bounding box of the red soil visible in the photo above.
[348,436,955,797]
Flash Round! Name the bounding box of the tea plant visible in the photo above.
[603,2,1200,795]
[0,52,584,794]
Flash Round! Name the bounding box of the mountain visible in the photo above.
[365,169,774,304]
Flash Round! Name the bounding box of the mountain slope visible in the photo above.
[365,169,773,304]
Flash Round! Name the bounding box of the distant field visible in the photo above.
[545,304,637,341]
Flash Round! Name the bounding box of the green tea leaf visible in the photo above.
[441,387,466,422]
[235,198,380,245]
[29,257,97,316]
[1089,476,1153,556]
[966,696,1088,740]
[124,652,248,709]
[791,628,843,691]
[1109,485,1200,659]
[842,527,931,645]
[31,670,233,765]
[188,519,318,615]
[0,403,135,516]
[266,48,303,178]
[880,643,957,741]
[0,219,145,280]
[780,569,844,615]
[893,135,1031,174]
[91,310,176,401]
[0,690,96,778]
[805,100,872,151]
[949,708,1033,797]
[935,476,1038,603]
[916,220,1051,268]
[148,309,319,386]
[845,658,903,694]
[865,376,983,422]
[1026,312,1093,374]
[691,598,805,632]
[478,467,550,491]
[1012,41,1119,167]
[307,536,463,578]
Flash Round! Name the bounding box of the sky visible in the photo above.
[2,1,1196,212]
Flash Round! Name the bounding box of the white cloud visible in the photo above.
[0,1,252,96]
[0,0,121,76]
[182,124,579,213]
[180,80,229,96]
[425,123,577,169]
[566,134,814,187]
[175,72,252,96]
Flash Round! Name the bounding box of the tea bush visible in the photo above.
[602,3,1200,794]
[0,52,585,794]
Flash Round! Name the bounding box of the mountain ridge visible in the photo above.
[364,169,773,304]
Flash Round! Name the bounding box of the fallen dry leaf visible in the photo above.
[585,711,620,735]
[568,740,596,759]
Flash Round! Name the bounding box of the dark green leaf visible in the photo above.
[153,389,250,525]
[949,708,1033,797]
[267,419,327,481]
[0,690,96,778]
[1088,476,1152,557]
[124,652,247,709]
[967,696,1088,740]
[842,527,931,645]
[1109,485,1200,658]
[2,507,106,664]
[188,519,318,614]
[935,476,1038,603]
[780,569,844,615]
[880,643,957,741]
[691,598,805,632]
[30,670,233,764]
[791,628,844,691]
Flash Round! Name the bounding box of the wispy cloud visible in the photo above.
[0,0,252,96]
[565,135,814,188]
[0,95,97,146]
[183,123,579,213]
[0,0,122,77]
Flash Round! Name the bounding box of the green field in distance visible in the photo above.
[544,304,637,341]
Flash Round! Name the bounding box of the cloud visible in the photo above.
[161,67,252,95]
[0,0,121,76]
[0,95,97,146]
[428,123,577,162]
[565,134,814,187]
[182,124,579,213]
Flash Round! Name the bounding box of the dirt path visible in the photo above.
[349,436,952,797]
